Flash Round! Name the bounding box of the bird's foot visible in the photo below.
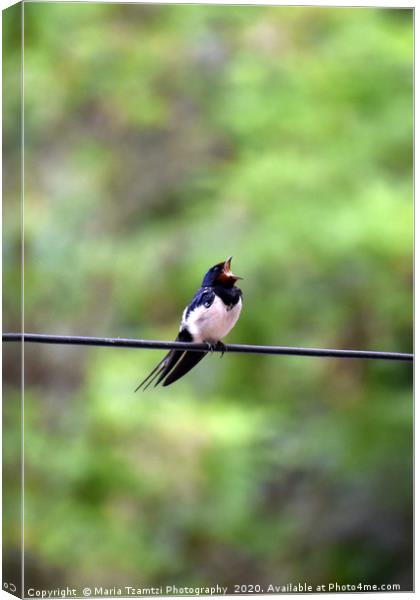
[205,342,217,354]
[205,341,227,357]
[215,341,227,357]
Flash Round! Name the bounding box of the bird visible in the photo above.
[135,256,243,390]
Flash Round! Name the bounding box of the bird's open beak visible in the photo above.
[223,256,243,281]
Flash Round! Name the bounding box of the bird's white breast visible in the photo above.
[182,296,242,343]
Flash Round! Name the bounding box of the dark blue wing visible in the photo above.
[185,287,215,319]
[135,328,207,390]
[135,288,216,391]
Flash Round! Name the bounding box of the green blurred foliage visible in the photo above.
[3,3,412,591]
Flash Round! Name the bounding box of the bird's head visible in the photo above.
[202,256,243,288]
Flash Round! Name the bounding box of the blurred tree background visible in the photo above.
[3,2,413,592]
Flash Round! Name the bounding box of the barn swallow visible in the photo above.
[135,257,243,390]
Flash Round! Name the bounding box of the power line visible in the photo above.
[2,333,413,362]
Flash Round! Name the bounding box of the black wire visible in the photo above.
[2,333,413,362]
